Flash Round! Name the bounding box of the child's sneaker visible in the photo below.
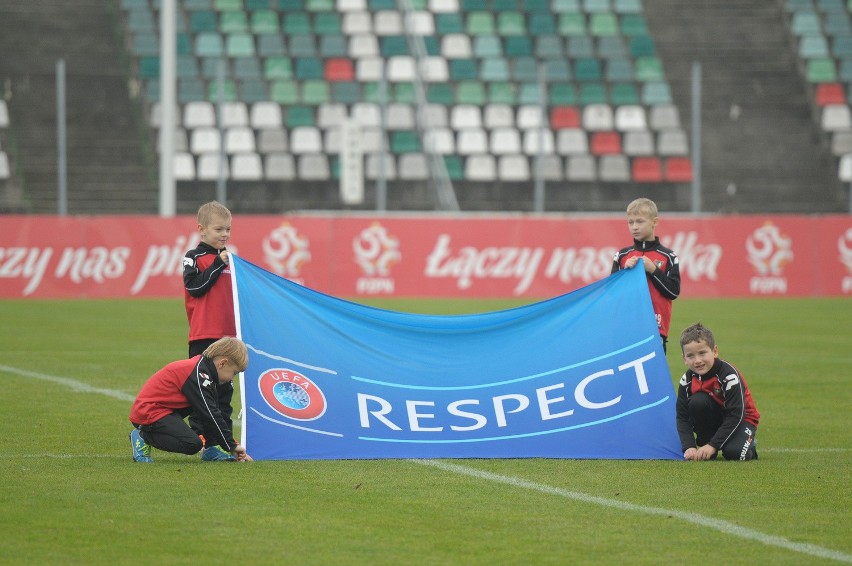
[201,445,236,461]
[130,429,153,463]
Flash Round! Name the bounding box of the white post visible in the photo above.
[158,0,177,217]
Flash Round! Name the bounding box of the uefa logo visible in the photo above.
[258,368,327,421]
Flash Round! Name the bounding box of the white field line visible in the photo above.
[412,459,852,564]
[4,363,851,562]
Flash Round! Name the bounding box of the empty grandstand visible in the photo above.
[0,0,849,213]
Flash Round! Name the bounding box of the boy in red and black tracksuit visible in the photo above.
[611,198,680,352]
[183,201,237,451]
[129,337,251,462]
[676,323,760,461]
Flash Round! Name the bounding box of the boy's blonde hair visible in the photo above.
[626,197,658,219]
[197,201,232,227]
[203,337,248,371]
[679,322,716,352]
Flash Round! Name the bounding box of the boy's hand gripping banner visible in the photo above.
[231,255,683,460]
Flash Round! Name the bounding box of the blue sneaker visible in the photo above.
[201,446,236,462]
[130,429,153,463]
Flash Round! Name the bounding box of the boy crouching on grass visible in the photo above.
[676,323,760,461]
[129,337,251,463]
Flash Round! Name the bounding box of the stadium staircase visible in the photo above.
[644,0,847,213]
[0,0,156,213]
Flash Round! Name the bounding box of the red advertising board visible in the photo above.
[3,214,851,299]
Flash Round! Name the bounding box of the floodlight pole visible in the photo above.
[56,59,67,216]
[690,61,702,214]
[158,0,177,217]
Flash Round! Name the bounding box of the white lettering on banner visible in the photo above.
[131,233,196,294]
[843,277,852,293]
[543,247,614,283]
[749,277,788,294]
[0,247,54,296]
[662,231,722,281]
[356,352,656,433]
[356,277,395,295]
[54,247,130,284]
[424,235,545,294]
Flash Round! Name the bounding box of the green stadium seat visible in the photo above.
[473,35,503,57]
[369,0,396,9]
[613,0,641,13]
[488,81,517,104]
[391,131,421,153]
[257,33,285,55]
[605,57,633,81]
[264,56,293,79]
[185,0,213,9]
[306,0,334,10]
[457,81,487,104]
[544,59,571,81]
[295,57,323,79]
[381,35,410,57]
[450,59,478,80]
[641,81,672,104]
[302,80,330,104]
[519,82,544,104]
[574,58,602,81]
[629,35,656,57]
[834,36,852,57]
[494,0,519,10]
[583,0,611,12]
[290,35,317,56]
[139,56,160,79]
[285,105,315,127]
[240,79,269,102]
[427,83,455,104]
[133,33,159,56]
[220,11,248,32]
[461,0,488,10]
[824,16,852,37]
[791,12,821,34]
[635,57,664,81]
[436,13,465,34]
[332,81,361,104]
[598,36,627,58]
[177,34,192,56]
[579,82,607,104]
[127,9,156,33]
[506,36,533,56]
[247,0,271,9]
[278,0,305,9]
[178,78,206,102]
[523,0,550,12]
[208,79,237,102]
[559,13,587,35]
[320,35,347,57]
[536,35,565,58]
[177,55,200,78]
[444,156,464,181]
[201,57,225,79]
[839,58,852,81]
[315,12,342,35]
[610,82,639,104]
[271,79,300,103]
[807,58,837,81]
[513,57,539,81]
[196,33,224,57]
[498,12,526,35]
[590,13,618,36]
[620,14,648,36]
[251,10,280,33]
[215,0,242,10]
[284,12,311,34]
[481,58,511,81]
[467,12,496,35]
[529,13,556,35]
[550,82,578,104]
[233,57,262,78]
[394,83,416,103]
[800,34,829,57]
[552,0,580,12]
[191,10,218,33]
[226,33,255,57]
[567,36,595,58]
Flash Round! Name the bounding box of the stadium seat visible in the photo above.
[423,104,449,128]
[173,152,196,180]
[375,11,403,35]
[220,102,249,127]
[649,104,681,129]
[398,153,430,180]
[517,105,546,129]
[831,130,852,155]
[551,106,581,129]
[231,153,263,180]
[190,127,221,153]
[390,130,421,153]
[614,105,647,130]
[590,131,621,154]
[251,101,284,128]
[451,104,483,129]
[622,130,654,155]
[352,102,382,126]
[197,153,229,180]
[566,155,597,180]
[298,154,331,180]
[582,104,614,130]
[657,129,689,155]
[291,126,323,153]
[631,156,662,182]
[484,104,515,128]
[465,154,497,180]
[366,153,397,179]
[556,128,588,154]
[257,129,289,152]
[457,129,489,154]
[490,127,522,154]
[806,58,837,82]
[386,103,416,129]
[317,103,348,129]
[664,156,693,182]
[838,153,852,181]
[224,127,256,153]
[325,58,355,81]
[523,129,555,154]
[442,34,473,58]
[424,128,456,153]
[499,154,531,180]
[821,104,852,130]
[599,154,630,181]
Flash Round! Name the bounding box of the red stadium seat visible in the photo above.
[664,157,693,182]
[815,83,845,106]
[632,156,662,182]
[325,58,355,82]
[590,131,621,155]
[550,106,580,129]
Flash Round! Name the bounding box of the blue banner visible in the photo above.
[231,255,682,460]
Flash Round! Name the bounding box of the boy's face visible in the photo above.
[626,210,658,242]
[214,358,242,384]
[682,340,718,376]
[199,213,231,250]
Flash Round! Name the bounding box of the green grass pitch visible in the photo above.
[1,296,850,564]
